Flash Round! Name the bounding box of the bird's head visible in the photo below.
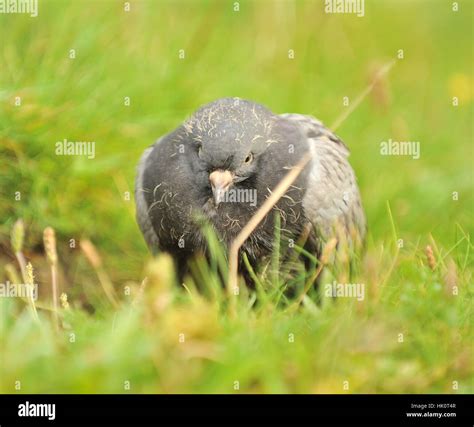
[181,98,279,207]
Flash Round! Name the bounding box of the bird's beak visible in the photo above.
[209,170,234,206]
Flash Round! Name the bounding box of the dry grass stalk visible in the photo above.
[25,262,39,323]
[10,220,39,321]
[11,219,28,282]
[80,239,119,308]
[227,152,312,313]
[320,238,339,266]
[11,219,24,253]
[44,227,59,330]
[330,59,396,131]
[5,263,50,312]
[368,61,391,110]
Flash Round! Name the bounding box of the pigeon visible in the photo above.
[135,98,366,281]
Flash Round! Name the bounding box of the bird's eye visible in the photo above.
[244,153,253,164]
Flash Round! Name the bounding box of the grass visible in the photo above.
[0,0,473,393]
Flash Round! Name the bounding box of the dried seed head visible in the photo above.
[25,262,35,285]
[425,245,436,271]
[80,239,102,269]
[60,293,70,309]
[11,219,25,253]
[43,227,58,265]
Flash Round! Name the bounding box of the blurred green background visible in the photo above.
[0,0,472,393]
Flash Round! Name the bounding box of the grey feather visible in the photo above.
[280,113,366,246]
[135,142,161,253]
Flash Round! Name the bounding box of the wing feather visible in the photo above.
[280,113,366,245]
